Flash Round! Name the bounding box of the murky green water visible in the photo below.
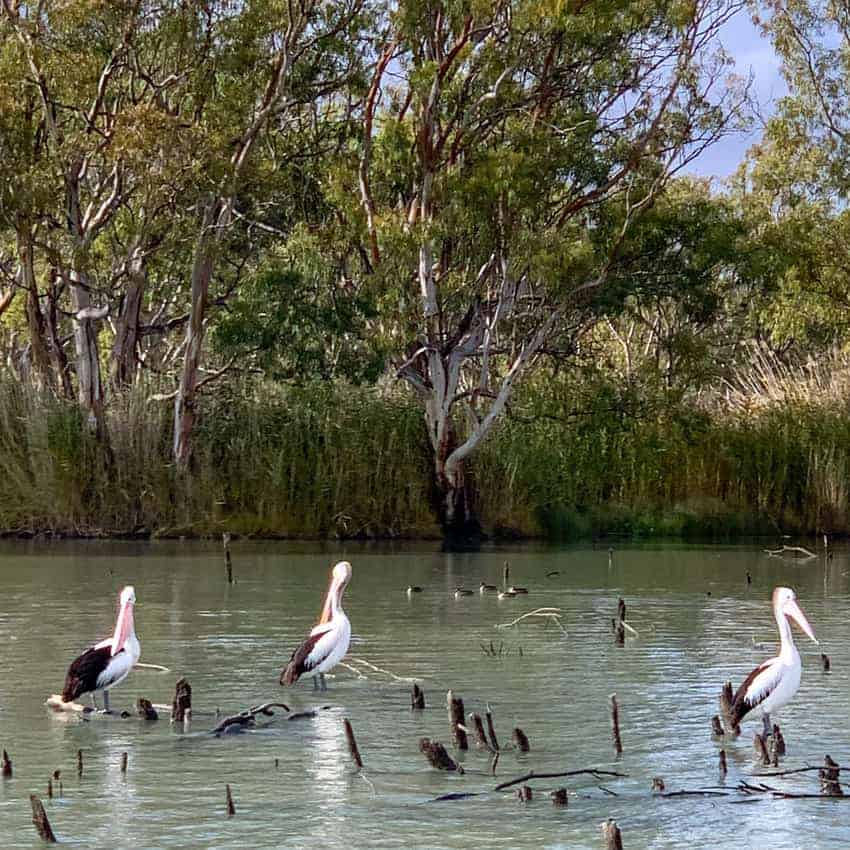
[0,541,848,848]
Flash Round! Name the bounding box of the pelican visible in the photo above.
[731,587,818,735]
[61,586,140,713]
[281,561,352,691]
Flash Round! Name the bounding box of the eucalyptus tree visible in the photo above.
[347,0,747,538]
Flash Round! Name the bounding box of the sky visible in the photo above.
[687,12,787,180]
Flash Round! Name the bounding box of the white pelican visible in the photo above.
[281,561,352,691]
[731,586,818,735]
[61,586,140,713]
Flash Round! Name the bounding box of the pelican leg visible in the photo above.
[312,675,319,691]
[103,691,111,714]
[89,692,99,710]
[762,714,771,738]
[319,673,327,692]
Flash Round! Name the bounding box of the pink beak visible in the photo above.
[784,598,818,644]
[111,600,134,656]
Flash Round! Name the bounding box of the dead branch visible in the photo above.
[210,702,291,735]
[494,768,627,792]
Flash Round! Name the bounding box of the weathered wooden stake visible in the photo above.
[485,704,500,752]
[136,697,158,720]
[274,758,279,770]
[419,738,463,773]
[822,653,831,672]
[771,723,786,758]
[719,682,740,736]
[47,777,53,799]
[617,598,626,623]
[602,818,623,850]
[512,727,530,753]
[651,777,665,792]
[503,561,510,589]
[225,783,236,817]
[470,713,490,749]
[343,719,363,769]
[1,749,11,778]
[753,734,770,766]
[171,678,192,723]
[120,752,128,775]
[223,533,233,584]
[53,771,62,797]
[76,749,83,778]
[30,795,57,843]
[820,755,843,796]
[411,683,425,710]
[550,788,568,806]
[711,715,724,737]
[719,749,727,778]
[516,785,532,802]
[610,694,623,755]
[446,690,468,750]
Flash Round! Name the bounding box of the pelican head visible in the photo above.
[119,586,136,606]
[318,562,352,624]
[332,561,352,588]
[773,586,818,644]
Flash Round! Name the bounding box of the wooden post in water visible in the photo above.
[343,719,363,769]
[512,727,530,753]
[821,653,831,673]
[516,785,532,802]
[485,704,500,752]
[470,713,490,749]
[719,682,740,736]
[30,795,57,843]
[503,562,510,590]
[54,771,62,797]
[225,783,236,816]
[411,683,425,710]
[47,777,53,799]
[1,749,11,778]
[753,734,770,766]
[446,690,468,750]
[550,788,568,806]
[820,755,843,796]
[76,749,83,778]
[719,749,727,778]
[223,533,233,584]
[711,716,724,738]
[601,818,623,850]
[651,777,665,793]
[419,738,463,772]
[120,752,128,775]
[136,698,158,720]
[172,678,192,723]
[610,694,623,755]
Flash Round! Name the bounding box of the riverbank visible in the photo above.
[1,377,848,542]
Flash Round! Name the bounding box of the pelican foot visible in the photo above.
[762,714,772,738]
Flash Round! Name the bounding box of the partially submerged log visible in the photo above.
[210,702,291,736]
[494,768,627,792]
[171,678,192,723]
[601,818,623,850]
[30,795,57,843]
[419,738,463,773]
[2,749,11,778]
[411,684,426,710]
[447,690,468,751]
[344,719,363,769]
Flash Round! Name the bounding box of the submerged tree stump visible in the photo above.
[711,715,724,738]
[516,785,532,802]
[76,749,83,778]
[446,690,468,751]
[602,818,623,850]
[30,795,57,843]
[821,653,831,672]
[485,705,500,752]
[719,749,727,778]
[551,788,568,806]
[411,684,426,710]
[512,727,530,753]
[171,678,192,723]
[610,694,623,755]
[1,749,11,778]
[470,713,490,750]
[719,682,740,736]
[120,752,128,775]
[344,719,363,769]
[136,698,158,721]
[223,533,233,584]
[820,755,843,797]
[753,734,770,766]
[419,738,463,773]
[651,777,665,793]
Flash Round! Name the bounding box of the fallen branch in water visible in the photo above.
[494,768,627,792]
[763,545,817,560]
[134,662,171,673]
[344,657,420,683]
[495,608,567,634]
[210,702,291,735]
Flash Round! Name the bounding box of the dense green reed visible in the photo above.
[2,372,850,540]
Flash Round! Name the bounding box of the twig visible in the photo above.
[344,718,363,769]
[345,657,420,683]
[496,608,566,634]
[763,545,817,560]
[133,662,171,672]
[494,768,627,792]
[210,702,291,735]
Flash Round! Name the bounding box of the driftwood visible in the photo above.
[496,607,566,634]
[171,678,192,723]
[771,724,786,759]
[494,768,627,792]
[2,749,11,778]
[512,727,530,753]
[30,795,57,843]
[411,684,425,710]
[210,702,291,735]
[610,694,623,755]
[601,818,623,850]
[447,690,467,751]
[344,719,363,769]
[419,738,463,773]
[226,783,235,817]
[752,764,850,777]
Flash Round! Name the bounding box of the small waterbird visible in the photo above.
[730,587,818,735]
[61,586,140,713]
[454,587,474,598]
[281,561,352,691]
[508,586,529,595]
[406,585,423,595]
[498,590,516,599]
[479,582,498,593]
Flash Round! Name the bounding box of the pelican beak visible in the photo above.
[317,576,336,625]
[784,598,818,645]
[112,599,134,656]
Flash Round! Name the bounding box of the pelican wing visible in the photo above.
[280,625,335,685]
[62,645,114,702]
[731,657,782,723]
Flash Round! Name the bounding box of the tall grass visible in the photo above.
[3,352,850,539]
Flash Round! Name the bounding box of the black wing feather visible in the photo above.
[280,631,326,685]
[730,661,772,725]
[62,645,113,702]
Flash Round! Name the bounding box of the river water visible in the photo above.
[0,541,847,848]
